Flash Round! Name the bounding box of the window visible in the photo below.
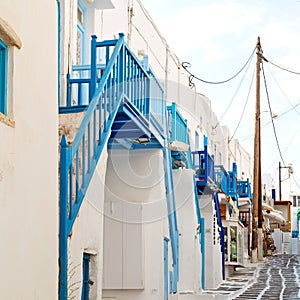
[0,39,8,115]
[195,131,199,150]
[293,196,296,207]
[0,17,21,126]
[76,3,86,65]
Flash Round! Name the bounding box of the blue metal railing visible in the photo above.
[228,163,238,200]
[167,103,192,169]
[192,146,215,187]
[237,178,252,199]
[60,35,165,135]
[167,103,188,144]
[215,165,229,194]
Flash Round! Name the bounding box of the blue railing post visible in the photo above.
[59,135,69,300]
[118,33,125,98]
[90,35,97,102]
[163,148,179,293]
[66,73,71,108]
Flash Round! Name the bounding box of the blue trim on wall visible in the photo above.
[164,237,169,300]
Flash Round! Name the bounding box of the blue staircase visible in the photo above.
[59,34,179,299]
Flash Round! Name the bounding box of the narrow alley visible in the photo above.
[231,254,300,300]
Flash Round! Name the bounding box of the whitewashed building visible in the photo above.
[0,2,58,299]
[0,1,253,299]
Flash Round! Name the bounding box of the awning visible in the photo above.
[263,210,286,224]
[238,198,251,210]
[168,140,190,152]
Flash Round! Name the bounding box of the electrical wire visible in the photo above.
[262,54,300,75]
[264,102,300,126]
[181,46,256,85]
[213,51,255,129]
[228,66,255,143]
[261,60,286,165]
[266,63,300,118]
[293,175,300,192]
[265,126,300,172]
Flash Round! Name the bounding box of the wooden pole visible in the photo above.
[252,36,262,260]
[279,161,282,201]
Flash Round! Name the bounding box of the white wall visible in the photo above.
[68,147,108,299]
[173,169,202,293]
[102,149,168,300]
[200,195,223,289]
[229,139,252,181]
[0,1,58,298]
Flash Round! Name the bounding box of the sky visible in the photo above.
[142,0,300,199]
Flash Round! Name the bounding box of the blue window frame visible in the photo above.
[81,253,90,300]
[0,39,8,115]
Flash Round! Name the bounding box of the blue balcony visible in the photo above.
[167,103,192,169]
[237,179,252,199]
[215,165,229,194]
[192,146,217,194]
[228,163,238,200]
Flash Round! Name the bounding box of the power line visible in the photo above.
[181,46,256,85]
[266,63,300,118]
[262,53,300,75]
[292,175,300,192]
[213,51,254,129]
[264,102,300,126]
[261,59,286,165]
[228,66,255,143]
[265,126,300,172]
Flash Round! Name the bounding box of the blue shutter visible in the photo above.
[0,39,8,115]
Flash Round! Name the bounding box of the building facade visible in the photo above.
[0,1,253,299]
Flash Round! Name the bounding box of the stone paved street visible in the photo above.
[233,254,300,300]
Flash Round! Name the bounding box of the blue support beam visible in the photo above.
[59,135,69,300]
[163,148,179,293]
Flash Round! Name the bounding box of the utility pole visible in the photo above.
[252,36,263,262]
[279,161,282,200]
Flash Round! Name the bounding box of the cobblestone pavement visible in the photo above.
[233,254,300,300]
